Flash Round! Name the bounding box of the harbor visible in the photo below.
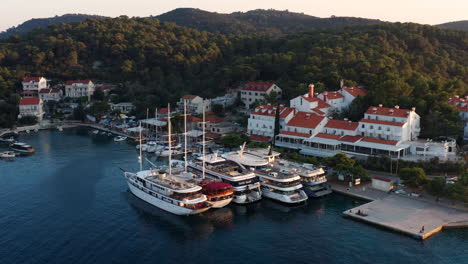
[0,129,466,264]
[332,182,468,240]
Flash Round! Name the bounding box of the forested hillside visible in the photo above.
[157,8,384,36]
[0,16,466,138]
[437,20,468,32]
[0,14,106,38]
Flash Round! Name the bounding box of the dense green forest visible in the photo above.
[0,16,467,140]
[157,8,384,36]
[0,14,106,39]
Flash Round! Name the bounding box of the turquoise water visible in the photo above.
[0,129,467,264]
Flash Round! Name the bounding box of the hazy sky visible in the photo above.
[1,0,467,31]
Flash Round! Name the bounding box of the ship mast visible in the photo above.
[139,122,142,171]
[202,109,206,179]
[184,100,188,172]
[168,104,172,177]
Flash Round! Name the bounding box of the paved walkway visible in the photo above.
[330,181,468,240]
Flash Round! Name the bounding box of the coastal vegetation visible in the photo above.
[0,15,466,141]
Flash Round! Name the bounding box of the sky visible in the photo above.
[1,0,467,31]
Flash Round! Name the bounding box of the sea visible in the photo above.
[0,129,466,264]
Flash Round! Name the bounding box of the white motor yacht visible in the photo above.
[114,136,127,142]
[0,151,15,159]
[280,161,331,198]
[256,167,308,204]
[188,153,261,204]
[10,142,35,154]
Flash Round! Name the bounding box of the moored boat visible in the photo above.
[114,136,127,142]
[10,142,35,154]
[281,162,332,198]
[256,167,308,204]
[0,151,16,160]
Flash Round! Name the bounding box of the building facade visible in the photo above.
[39,89,63,102]
[65,80,95,98]
[18,97,44,121]
[110,102,135,114]
[247,105,295,138]
[240,82,282,108]
[22,77,48,91]
[448,95,468,140]
[177,95,211,114]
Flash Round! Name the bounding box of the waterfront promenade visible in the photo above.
[331,181,468,240]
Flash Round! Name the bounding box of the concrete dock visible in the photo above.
[331,182,468,240]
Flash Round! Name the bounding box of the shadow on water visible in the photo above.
[123,191,239,242]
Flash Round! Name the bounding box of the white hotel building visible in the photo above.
[22,77,48,92]
[65,80,95,98]
[240,82,282,109]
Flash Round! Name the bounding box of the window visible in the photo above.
[378,126,381,130]
[370,125,373,129]
[361,132,364,136]
[309,130,312,135]
[341,131,344,136]
[294,128,297,132]
[362,124,365,128]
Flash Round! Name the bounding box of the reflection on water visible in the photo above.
[0,129,466,264]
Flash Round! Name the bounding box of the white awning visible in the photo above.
[140,118,167,126]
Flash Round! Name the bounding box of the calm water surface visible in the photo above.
[0,129,467,264]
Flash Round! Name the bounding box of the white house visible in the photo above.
[275,112,328,149]
[372,177,394,192]
[18,97,44,121]
[289,84,331,116]
[110,102,135,114]
[177,95,211,114]
[290,84,367,116]
[22,77,48,91]
[448,95,468,140]
[247,105,295,138]
[240,82,282,108]
[65,80,95,98]
[359,105,420,142]
[39,88,63,102]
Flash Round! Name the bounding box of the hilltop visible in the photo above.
[437,20,468,32]
[156,8,384,36]
[0,14,106,38]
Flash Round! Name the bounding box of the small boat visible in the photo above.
[0,137,16,145]
[114,136,127,142]
[0,151,15,159]
[9,142,35,154]
[92,130,99,134]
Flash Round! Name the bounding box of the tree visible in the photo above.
[72,104,86,121]
[212,104,224,116]
[221,134,245,148]
[325,153,355,172]
[351,165,370,181]
[92,89,105,101]
[88,101,110,118]
[17,116,38,126]
[399,167,428,187]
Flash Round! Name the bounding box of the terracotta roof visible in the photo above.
[249,135,270,143]
[157,108,169,114]
[206,132,221,139]
[365,106,412,118]
[340,135,363,143]
[279,131,311,138]
[205,115,228,124]
[39,88,61,94]
[342,87,367,97]
[19,97,40,105]
[251,105,294,118]
[315,133,342,140]
[325,120,359,130]
[20,91,36,94]
[287,112,325,129]
[373,176,392,182]
[322,91,344,100]
[311,108,324,115]
[301,95,331,109]
[181,95,198,100]
[186,115,202,123]
[361,137,399,146]
[448,96,468,112]
[66,80,91,85]
[241,82,274,92]
[23,77,43,82]
[360,119,405,127]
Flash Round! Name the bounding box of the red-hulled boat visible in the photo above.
[200,181,234,208]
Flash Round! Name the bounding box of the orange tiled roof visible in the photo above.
[315,133,342,140]
[361,137,399,146]
[322,91,344,100]
[325,120,359,130]
[241,82,274,92]
[365,106,412,118]
[287,112,325,129]
[23,77,42,82]
[19,97,40,105]
[251,105,294,118]
[181,95,197,100]
[342,87,367,97]
[279,131,311,138]
[340,135,363,143]
[249,135,270,142]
